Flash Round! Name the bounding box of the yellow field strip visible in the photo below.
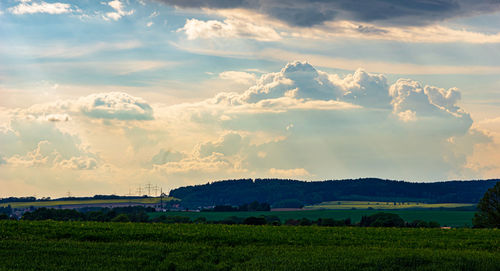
[303,201,475,210]
[0,197,177,208]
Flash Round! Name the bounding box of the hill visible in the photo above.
[169,178,499,208]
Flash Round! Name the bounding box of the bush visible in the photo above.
[111,214,130,222]
[360,212,405,227]
[243,216,267,225]
[23,208,83,221]
[152,215,191,224]
[299,218,312,226]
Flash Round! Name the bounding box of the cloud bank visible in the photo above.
[0,62,492,196]
[160,0,500,27]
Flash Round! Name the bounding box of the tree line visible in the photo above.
[3,206,443,228]
[205,201,271,212]
[169,178,498,208]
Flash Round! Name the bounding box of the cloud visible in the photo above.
[152,61,489,181]
[198,132,247,158]
[6,141,97,170]
[13,91,154,121]
[151,149,184,165]
[214,61,389,108]
[8,0,73,15]
[177,9,500,44]
[159,0,500,27]
[0,119,98,170]
[219,71,257,85]
[153,152,240,174]
[77,92,154,120]
[45,114,70,122]
[1,62,495,195]
[269,167,310,177]
[178,18,281,41]
[389,78,472,130]
[103,0,134,21]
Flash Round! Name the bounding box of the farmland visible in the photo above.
[0,220,498,270]
[303,200,475,210]
[150,209,477,227]
[0,197,176,209]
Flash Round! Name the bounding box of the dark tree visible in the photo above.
[359,213,405,227]
[243,216,267,225]
[111,214,130,222]
[473,181,500,228]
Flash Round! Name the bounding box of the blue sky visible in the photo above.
[0,0,499,197]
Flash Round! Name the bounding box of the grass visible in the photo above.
[0,197,177,208]
[150,209,477,227]
[0,221,498,270]
[304,201,475,210]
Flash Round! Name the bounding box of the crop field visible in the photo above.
[150,209,477,227]
[0,221,498,270]
[304,201,475,210]
[0,197,176,208]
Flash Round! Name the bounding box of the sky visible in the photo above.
[1,0,500,197]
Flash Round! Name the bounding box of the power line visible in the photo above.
[144,183,153,196]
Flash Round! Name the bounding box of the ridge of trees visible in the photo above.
[14,207,440,228]
[169,178,499,208]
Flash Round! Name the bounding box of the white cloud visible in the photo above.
[146,21,153,27]
[155,61,487,180]
[103,0,134,21]
[8,0,72,15]
[389,78,472,131]
[219,71,257,85]
[6,141,97,170]
[13,91,154,121]
[178,18,281,42]
[153,152,241,175]
[77,92,154,120]
[0,118,98,170]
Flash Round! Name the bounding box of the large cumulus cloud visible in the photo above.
[150,61,489,181]
[159,0,500,27]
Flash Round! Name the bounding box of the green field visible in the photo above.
[304,201,475,210]
[0,221,498,270]
[150,209,476,227]
[0,197,176,208]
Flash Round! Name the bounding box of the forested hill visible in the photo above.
[169,178,499,208]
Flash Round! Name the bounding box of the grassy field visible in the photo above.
[304,201,475,210]
[150,209,476,227]
[0,197,176,208]
[0,221,498,270]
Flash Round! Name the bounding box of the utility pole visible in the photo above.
[136,187,143,196]
[144,183,153,196]
[152,185,159,197]
[160,188,163,210]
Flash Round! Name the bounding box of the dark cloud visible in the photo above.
[158,0,500,27]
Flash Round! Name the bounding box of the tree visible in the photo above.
[473,181,500,228]
[359,212,405,227]
[111,214,130,222]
